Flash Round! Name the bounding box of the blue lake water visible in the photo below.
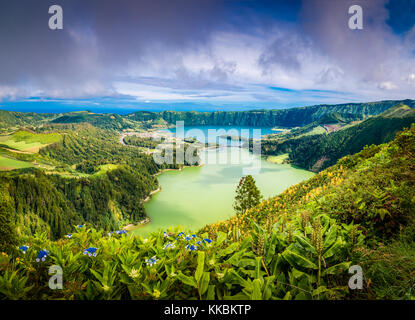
[131,125,314,236]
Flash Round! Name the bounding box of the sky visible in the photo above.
[0,0,415,112]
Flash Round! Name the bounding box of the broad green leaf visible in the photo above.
[177,272,197,288]
[295,292,310,300]
[323,225,338,251]
[221,242,239,255]
[377,208,390,220]
[254,257,262,280]
[294,234,317,255]
[195,251,205,283]
[216,231,227,246]
[199,272,210,296]
[282,249,317,270]
[206,285,215,300]
[262,276,275,300]
[251,279,262,300]
[323,237,344,259]
[265,234,278,265]
[90,269,103,284]
[282,291,292,300]
[223,293,250,300]
[228,270,251,288]
[323,261,351,276]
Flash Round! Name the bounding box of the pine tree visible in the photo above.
[233,175,263,214]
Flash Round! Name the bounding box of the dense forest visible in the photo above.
[0,126,160,239]
[0,166,157,240]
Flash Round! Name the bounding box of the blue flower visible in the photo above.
[163,242,176,250]
[184,235,192,241]
[202,238,213,245]
[192,234,197,238]
[36,250,48,262]
[185,244,198,252]
[65,234,72,239]
[83,247,98,257]
[18,245,29,254]
[146,256,158,266]
[163,232,169,238]
[176,232,185,240]
[116,230,127,235]
[77,225,83,228]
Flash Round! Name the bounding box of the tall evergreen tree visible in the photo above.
[233,175,262,214]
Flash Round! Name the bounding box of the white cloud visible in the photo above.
[379,81,398,90]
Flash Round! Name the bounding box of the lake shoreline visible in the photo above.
[123,217,151,231]
[132,146,315,236]
[121,126,314,236]
[155,162,204,176]
[143,187,161,202]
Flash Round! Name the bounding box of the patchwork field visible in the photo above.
[94,164,120,175]
[0,155,34,170]
[266,153,289,164]
[0,130,61,153]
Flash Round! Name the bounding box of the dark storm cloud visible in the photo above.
[0,0,227,98]
[299,0,393,80]
[258,32,308,72]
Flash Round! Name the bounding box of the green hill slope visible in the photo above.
[261,103,415,171]
[0,110,56,131]
[129,99,415,127]
[2,99,414,131]
[50,111,143,131]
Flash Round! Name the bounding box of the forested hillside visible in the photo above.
[2,99,414,130]
[0,110,56,132]
[0,166,157,239]
[261,103,415,171]
[50,111,143,131]
[0,121,206,241]
[129,100,414,127]
[0,126,160,239]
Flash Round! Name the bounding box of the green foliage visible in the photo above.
[50,111,142,131]
[233,175,263,214]
[123,136,160,149]
[0,218,355,300]
[356,226,415,299]
[0,186,17,252]
[0,166,158,240]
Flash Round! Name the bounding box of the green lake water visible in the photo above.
[131,127,314,236]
